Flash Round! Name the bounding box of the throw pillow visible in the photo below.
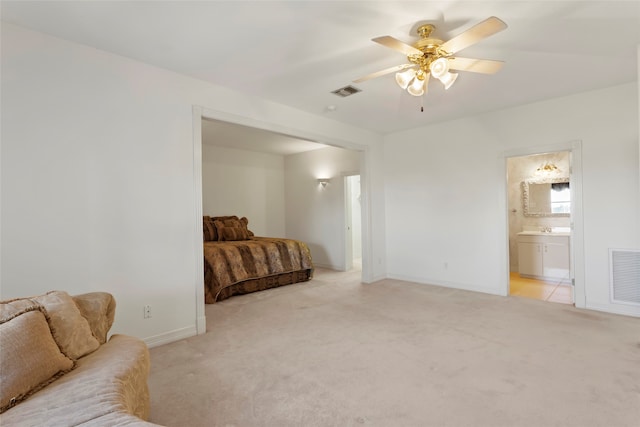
[221,226,249,241]
[239,217,255,237]
[203,218,218,241]
[212,215,239,222]
[210,216,256,241]
[32,291,100,360]
[0,301,75,413]
[222,218,242,228]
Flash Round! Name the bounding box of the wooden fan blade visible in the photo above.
[440,16,507,54]
[372,36,423,56]
[353,64,416,83]
[448,57,505,74]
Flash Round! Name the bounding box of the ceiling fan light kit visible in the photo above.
[395,68,416,89]
[429,57,449,79]
[439,71,458,90]
[355,16,507,108]
[407,74,427,97]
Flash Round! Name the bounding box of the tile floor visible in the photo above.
[509,272,573,305]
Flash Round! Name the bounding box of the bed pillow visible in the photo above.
[208,216,240,241]
[239,217,255,237]
[203,218,218,241]
[31,291,100,360]
[213,219,250,241]
[212,215,239,222]
[0,300,75,413]
[209,216,254,240]
[221,226,250,241]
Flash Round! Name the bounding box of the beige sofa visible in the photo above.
[0,291,162,426]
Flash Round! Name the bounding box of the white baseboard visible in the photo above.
[196,315,207,335]
[386,273,504,296]
[144,325,197,348]
[366,273,387,283]
[313,262,344,271]
[585,302,640,318]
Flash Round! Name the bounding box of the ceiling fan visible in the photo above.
[354,16,508,106]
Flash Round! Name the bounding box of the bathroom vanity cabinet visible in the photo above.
[517,233,570,281]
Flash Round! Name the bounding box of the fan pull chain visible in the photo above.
[420,95,424,112]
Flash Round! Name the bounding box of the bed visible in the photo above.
[203,216,314,303]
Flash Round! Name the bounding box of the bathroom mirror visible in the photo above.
[522,178,570,217]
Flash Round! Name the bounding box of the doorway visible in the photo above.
[192,106,375,335]
[345,175,362,272]
[506,151,573,305]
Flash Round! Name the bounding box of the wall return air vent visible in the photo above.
[331,85,361,97]
[609,248,640,306]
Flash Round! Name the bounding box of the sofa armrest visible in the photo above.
[72,292,115,344]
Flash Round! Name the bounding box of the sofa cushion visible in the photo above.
[32,291,100,360]
[0,300,75,413]
[0,334,155,426]
[72,292,116,345]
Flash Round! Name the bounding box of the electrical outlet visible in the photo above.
[143,305,151,319]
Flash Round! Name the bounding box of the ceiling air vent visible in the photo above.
[331,85,361,97]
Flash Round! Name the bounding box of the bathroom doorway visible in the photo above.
[506,151,573,304]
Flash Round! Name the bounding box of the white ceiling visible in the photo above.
[202,118,327,155]
[2,0,640,150]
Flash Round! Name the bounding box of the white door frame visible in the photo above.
[344,175,354,272]
[502,140,585,308]
[343,173,362,272]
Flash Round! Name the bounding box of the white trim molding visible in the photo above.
[192,106,206,335]
[502,140,585,308]
[144,326,197,348]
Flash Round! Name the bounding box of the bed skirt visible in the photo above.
[208,269,313,303]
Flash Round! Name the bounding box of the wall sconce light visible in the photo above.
[317,178,331,188]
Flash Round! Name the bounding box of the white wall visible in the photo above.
[3,22,635,350]
[384,82,640,317]
[285,146,362,270]
[202,144,285,237]
[1,23,383,344]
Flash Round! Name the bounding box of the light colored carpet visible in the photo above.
[148,267,640,427]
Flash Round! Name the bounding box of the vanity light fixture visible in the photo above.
[535,162,560,176]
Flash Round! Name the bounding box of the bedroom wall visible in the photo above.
[285,146,362,270]
[384,82,640,317]
[202,144,285,237]
[1,23,383,345]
